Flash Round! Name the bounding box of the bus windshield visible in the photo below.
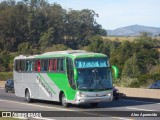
[75,58,112,91]
[77,68,112,91]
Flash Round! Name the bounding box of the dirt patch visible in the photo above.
[0,81,5,88]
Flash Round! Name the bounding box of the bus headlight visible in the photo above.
[80,94,87,97]
[77,92,87,97]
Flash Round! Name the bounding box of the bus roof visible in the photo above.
[14,50,107,60]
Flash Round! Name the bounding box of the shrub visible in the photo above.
[0,72,13,81]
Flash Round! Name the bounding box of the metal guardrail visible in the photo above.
[117,87,160,99]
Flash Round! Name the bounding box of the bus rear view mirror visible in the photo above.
[111,65,119,78]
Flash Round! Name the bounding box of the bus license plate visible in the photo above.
[95,99,100,102]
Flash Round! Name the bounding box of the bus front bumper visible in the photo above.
[75,96,113,104]
[70,91,113,104]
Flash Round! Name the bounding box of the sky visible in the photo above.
[48,0,160,30]
[1,0,160,30]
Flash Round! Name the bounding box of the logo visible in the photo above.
[36,75,52,97]
[2,112,11,117]
[1,112,42,118]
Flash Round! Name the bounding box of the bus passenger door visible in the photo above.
[66,58,77,100]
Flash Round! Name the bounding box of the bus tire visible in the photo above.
[90,103,98,107]
[61,93,70,107]
[25,89,32,103]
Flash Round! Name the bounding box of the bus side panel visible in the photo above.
[14,71,39,99]
[14,71,24,97]
[22,73,39,99]
[48,73,77,101]
[14,71,62,102]
[37,73,61,101]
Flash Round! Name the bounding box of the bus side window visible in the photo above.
[48,59,53,71]
[48,59,57,72]
[41,60,44,71]
[15,60,19,71]
[18,60,21,72]
[44,59,48,71]
[20,60,25,71]
[26,60,30,71]
[33,60,38,71]
[15,60,25,72]
[26,60,32,72]
[41,59,48,71]
[30,61,33,71]
[37,60,41,72]
[53,59,57,71]
[57,58,64,72]
[31,60,35,71]
[26,60,29,71]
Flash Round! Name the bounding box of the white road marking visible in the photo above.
[121,99,160,105]
[0,99,131,120]
[126,107,156,111]
[34,117,55,120]
[14,117,55,120]
[14,117,29,120]
[0,99,73,111]
[112,117,131,120]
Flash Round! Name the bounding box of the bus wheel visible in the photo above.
[61,93,70,107]
[90,103,98,107]
[25,90,32,103]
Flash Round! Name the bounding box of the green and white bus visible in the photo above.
[14,50,117,107]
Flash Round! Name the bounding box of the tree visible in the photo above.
[39,27,55,51]
[45,44,71,52]
[0,50,10,71]
[122,54,140,78]
[136,49,159,74]
[85,36,109,55]
[109,41,134,75]
[18,42,33,55]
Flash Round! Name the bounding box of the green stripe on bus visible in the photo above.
[38,73,56,95]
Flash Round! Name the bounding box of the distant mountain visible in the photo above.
[107,25,160,36]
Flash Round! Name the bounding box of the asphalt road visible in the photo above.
[0,88,160,120]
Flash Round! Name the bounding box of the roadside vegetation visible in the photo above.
[103,36,160,42]
[0,72,13,81]
[0,0,160,87]
[103,36,137,42]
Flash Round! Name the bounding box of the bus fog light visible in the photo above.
[81,100,84,102]
[107,93,112,96]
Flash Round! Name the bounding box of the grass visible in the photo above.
[103,36,160,42]
[102,36,137,42]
